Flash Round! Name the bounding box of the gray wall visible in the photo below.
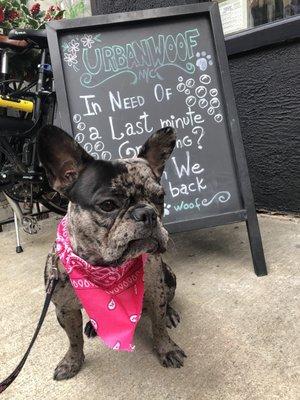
[90,0,300,213]
[228,41,300,213]
[91,0,207,14]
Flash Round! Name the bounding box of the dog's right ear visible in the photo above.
[37,125,93,196]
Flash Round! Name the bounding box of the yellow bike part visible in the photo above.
[0,96,34,113]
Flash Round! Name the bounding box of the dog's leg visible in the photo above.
[53,306,85,380]
[144,255,186,368]
[162,262,181,329]
[45,253,85,380]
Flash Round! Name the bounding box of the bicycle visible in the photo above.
[0,29,68,251]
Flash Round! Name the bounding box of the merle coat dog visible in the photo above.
[38,125,186,380]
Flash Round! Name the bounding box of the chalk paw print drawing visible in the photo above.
[196,51,213,72]
[164,203,172,216]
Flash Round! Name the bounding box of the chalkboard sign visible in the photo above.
[47,3,267,276]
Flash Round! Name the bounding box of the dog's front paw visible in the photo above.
[156,339,187,368]
[53,351,85,380]
[166,305,180,329]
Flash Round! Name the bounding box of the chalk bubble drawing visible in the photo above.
[210,98,220,109]
[77,122,86,131]
[198,98,208,109]
[196,51,213,72]
[195,85,207,98]
[214,114,223,123]
[199,74,211,85]
[73,114,81,124]
[209,88,218,97]
[94,140,105,152]
[164,203,172,216]
[101,151,112,161]
[185,95,197,107]
[186,78,195,88]
[72,113,112,160]
[202,191,231,206]
[207,107,215,116]
[84,142,93,153]
[75,132,84,144]
[91,152,100,160]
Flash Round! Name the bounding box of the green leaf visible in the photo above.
[25,16,39,29]
[54,10,65,19]
[21,4,30,16]
[11,0,20,7]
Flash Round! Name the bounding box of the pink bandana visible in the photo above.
[56,216,147,352]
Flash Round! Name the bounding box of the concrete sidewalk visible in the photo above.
[0,214,299,400]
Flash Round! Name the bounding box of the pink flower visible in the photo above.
[8,10,20,22]
[0,7,5,24]
[30,3,41,16]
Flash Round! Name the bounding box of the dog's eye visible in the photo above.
[99,200,118,212]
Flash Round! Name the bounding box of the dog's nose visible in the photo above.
[131,205,157,227]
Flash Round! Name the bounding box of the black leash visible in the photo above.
[0,255,59,394]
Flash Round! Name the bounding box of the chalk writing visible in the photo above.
[59,20,241,224]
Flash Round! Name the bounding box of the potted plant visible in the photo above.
[0,1,65,81]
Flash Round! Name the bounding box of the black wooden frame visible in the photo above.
[225,14,300,56]
[46,2,267,276]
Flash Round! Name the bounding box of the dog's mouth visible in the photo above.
[128,237,165,254]
[113,237,166,267]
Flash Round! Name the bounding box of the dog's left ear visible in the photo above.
[138,127,176,178]
[37,125,93,195]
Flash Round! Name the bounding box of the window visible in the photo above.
[217,0,300,35]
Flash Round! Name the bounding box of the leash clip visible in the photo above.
[46,254,59,294]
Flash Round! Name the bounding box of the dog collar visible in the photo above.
[56,216,147,352]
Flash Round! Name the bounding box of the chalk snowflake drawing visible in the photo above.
[164,203,172,216]
[62,38,81,71]
[68,38,80,55]
[196,51,213,72]
[64,52,78,67]
[81,34,95,49]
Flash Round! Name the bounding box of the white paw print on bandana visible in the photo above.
[113,341,121,350]
[130,314,138,323]
[107,298,116,310]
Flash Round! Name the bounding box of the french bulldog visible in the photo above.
[38,125,186,381]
